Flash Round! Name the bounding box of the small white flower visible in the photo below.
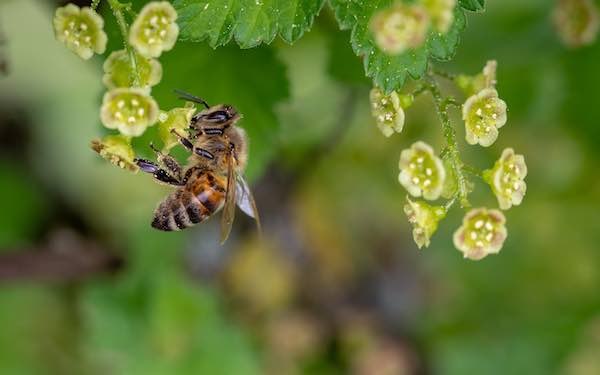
[453,208,508,260]
[100,88,159,137]
[399,141,446,200]
[370,3,430,55]
[53,4,107,60]
[421,0,456,34]
[462,88,507,147]
[370,88,405,137]
[102,49,162,89]
[129,1,179,58]
[90,134,138,172]
[404,197,446,248]
[484,148,528,210]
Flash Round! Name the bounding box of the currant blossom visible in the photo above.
[404,197,447,248]
[399,141,446,200]
[553,0,599,48]
[158,102,197,152]
[129,1,179,58]
[53,4,107,60]
[100,88,159,137]
[484,148,528,210]
[462,88,507,147]
[453,208,507,260]
[91,134,138,172]
[369,88,409,137]
[102,49,162,89]
[421,0,456,33]
[370,4,430,55]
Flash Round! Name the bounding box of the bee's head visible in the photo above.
[194,104,241,125]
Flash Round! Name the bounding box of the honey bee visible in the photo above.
[134,90,260,243]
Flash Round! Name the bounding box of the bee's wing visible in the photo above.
[235,173,262,234]
[220,148,237,244]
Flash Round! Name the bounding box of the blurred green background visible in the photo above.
[1,0,600,374]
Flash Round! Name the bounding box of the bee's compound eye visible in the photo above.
[205,110,230,122]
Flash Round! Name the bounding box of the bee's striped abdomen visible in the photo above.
[151,171,226,231]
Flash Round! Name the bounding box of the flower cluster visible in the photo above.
[53,4,107,60]
[370,0,456,55]
[53,1,184,172]
[376,59,526,260]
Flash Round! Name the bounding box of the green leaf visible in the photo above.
[329,1,467,93]
[174,0,325,48]
[459,0,485,12]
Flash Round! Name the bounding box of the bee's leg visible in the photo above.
[134,158,183,186]
[150,143,182,180]
[170,129,215,160]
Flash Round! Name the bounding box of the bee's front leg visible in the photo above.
[170,129,215,160]
[134,158,183,186]
[150,143,183,181]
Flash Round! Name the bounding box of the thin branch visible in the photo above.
[424,79,471,208]
[108,0,140,86]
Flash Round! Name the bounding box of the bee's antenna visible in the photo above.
[173,89,210,109]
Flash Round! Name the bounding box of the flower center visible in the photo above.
[64,17,93,47]
[408,152,438,191]
[465,216,497,248]
[112,96,149,125]
[143,13,171,44]
[468,98,500,135]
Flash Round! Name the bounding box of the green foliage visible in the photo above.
[459,0,486,12]
[174,0,325,48]
[329,0,467,93]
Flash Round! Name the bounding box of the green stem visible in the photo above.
[425,79,470,208]
[431,66,457,81]
[91,0,102,11]
[462,163,483,178]
[107,0,140,87]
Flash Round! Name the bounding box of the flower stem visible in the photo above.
[425,79,471,208]
[107,0,140,87]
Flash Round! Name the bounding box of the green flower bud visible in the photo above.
[100,88,159,137]
[90,134,138,172]
[421,0,456,34]
[462,88,507,147]
[370,88,405,137]
[129,1,179,58]
[456,60,497,97]
[158,102,196,152]
[102,49,162,89]
[553,0,599,48]
[370,3,430,55]
[483,148,528,210]
[453,208,507,260]
[53,4,107,60]
[399,141,446,200]
[404,197,446,248]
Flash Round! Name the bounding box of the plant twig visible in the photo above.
[424,79,470,207]
[108,0,140,86]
